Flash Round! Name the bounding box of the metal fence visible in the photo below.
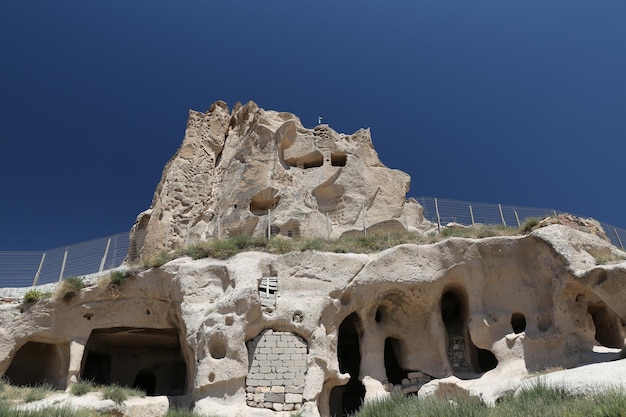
[0,232,133,288]
[414,197,626,250]
[1,197,624,288]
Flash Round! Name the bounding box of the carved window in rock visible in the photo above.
[259,276,278,311]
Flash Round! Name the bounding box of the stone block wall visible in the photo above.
[246,329,308,412]
[384,371,433,394]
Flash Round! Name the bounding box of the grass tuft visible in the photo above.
[108,270,127,287]
[23,384,54,403]
[57,276,85,300]
[22,289,49,304]
[143,249,173,269]
[101,384,145,404]
[521,217,540,234]
[69,380,93,396]
[135,223,553,266]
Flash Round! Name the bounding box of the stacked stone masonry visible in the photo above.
[246,330,308,412]
[385,371,433,395]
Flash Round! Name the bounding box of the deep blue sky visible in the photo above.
[1,1,625,251]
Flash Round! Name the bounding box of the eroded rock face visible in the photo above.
[1,225,626,416]
[129,101,428,260]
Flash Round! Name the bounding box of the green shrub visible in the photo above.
[267,237,294,254]
[22,289,49,304]
[57,276,85,300]
[62,276,85,292]
[299,238,324,252]
[109,270,127,287]
[521,217,540,234]
[183,241,212,260]
[210,239,239,259]
[101,384,144,404]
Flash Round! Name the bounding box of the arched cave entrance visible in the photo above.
[511,313,527,334]
[384,338,407,385]
[81,328,187,396]
[329,313,365,417]
[588,303,624,349]
[3,341,69,389]
[440,289,497,375]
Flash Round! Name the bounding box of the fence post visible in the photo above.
[267,209,271,240]
[469,205,475,226]
[32,253,46,287]
[99,238,112,273]
[614,228,625,250]
[434,198,441,232]
[326,213,330,239]
[498,204,507,227]
[186,223,191,247]
[362,203,367,236]
[59,248,68,282]
[514,211,521,228]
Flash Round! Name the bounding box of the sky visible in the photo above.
[1,1,625,251]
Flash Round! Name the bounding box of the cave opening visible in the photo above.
[3,341,69,389]
[331,152,347,167]
[441,288,497,374]
[588,303,624,349]
[384,338,406,385]
[511,313,527,334]
[329,313,365,417]
[476,348,498,372]
[80,328,187,396]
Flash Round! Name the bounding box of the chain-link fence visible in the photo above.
[1,198,624,288]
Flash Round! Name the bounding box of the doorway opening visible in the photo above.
[80,327,187,396]
[329,313,365,417]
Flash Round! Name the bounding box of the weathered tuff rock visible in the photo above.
[1,225,626,416]
[129,101,428,260]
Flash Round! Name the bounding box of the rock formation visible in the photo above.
[1,225,625,416]
[129,101,427,260]
[1,102,626,416]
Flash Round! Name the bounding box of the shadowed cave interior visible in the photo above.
[4,341,69,389]
[329,312,365,417]
[80,327,187,396]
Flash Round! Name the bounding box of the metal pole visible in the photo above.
[99,238,111,273]
[614,228,625,250]
[498,204,507,227]
[326,213,330,239]
[59,248,68,282]
[267,209,271,240]
[32,253,46,287]
[469,205,475,226]
[435,198,441,232]
[362,203,367,236]
[514,211,521,228]
[186,223,190,246]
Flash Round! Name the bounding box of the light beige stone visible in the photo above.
[0,225,624,416]
[128,101,430,260]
